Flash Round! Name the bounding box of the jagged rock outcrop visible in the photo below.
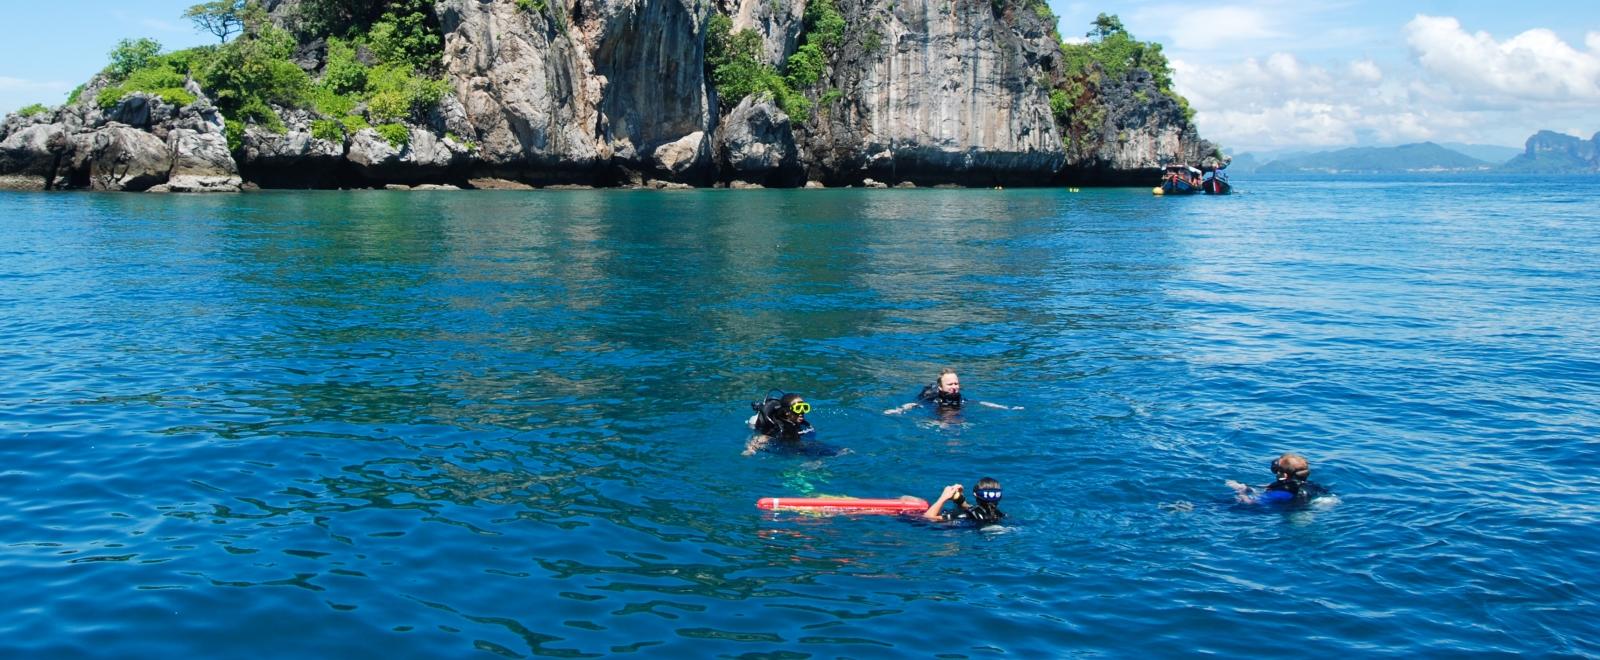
[436,0,605,182]
[715,96,801,185]
[71,124,173,191]
[1059,68,1218,185]
[652,130,711,179]
[436,0,714,184]
[1,91,242,192]
[346,126,473,183]
[5,0,1215,190]
[0,123,73,190]
[163,129,243,192]
[237,109,345,187]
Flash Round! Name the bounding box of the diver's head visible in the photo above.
[778,393,810,425]
[936,369,961,397]
[1271,453,1310,482]
[972,477,1002,508]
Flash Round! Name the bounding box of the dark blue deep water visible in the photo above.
[2,176,1597,656]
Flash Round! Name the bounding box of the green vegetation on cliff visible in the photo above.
[86,0,447,145]
[705,0,846,123]
[1050,14,1194,150]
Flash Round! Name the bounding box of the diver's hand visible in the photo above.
[1225,480,1256,503]
[743,436,770,456]
[885,403,916,415]
[925,484,961,520]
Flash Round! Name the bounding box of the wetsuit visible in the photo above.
[917,383,962,408]
[939,503,1004,525]
[1257,479,1329,505]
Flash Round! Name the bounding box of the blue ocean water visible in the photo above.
[1,176,1597,656]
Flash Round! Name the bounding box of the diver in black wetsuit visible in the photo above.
[917,368,964,408]
[1227,452,1331,505]
[885,368,1021,415]
[743,391,815,455]
[922,477,1006,525]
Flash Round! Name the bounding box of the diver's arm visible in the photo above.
[885,402,919,415]
[1225,480,1259,504]
[977,401,1023,410]
[923,484,962,520]
[743,434,771,456]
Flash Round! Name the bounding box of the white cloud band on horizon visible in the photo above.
[1406,14,1600,102]
[1172,15,1600,153]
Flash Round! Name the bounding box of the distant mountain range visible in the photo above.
[1254,142,1489,174]
[1228,132,1599,175]
[1439,142,1523,164]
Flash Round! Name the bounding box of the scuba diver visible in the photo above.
[922,477,1006,526]
[743,391,816,456]
[918,368,964,408]
[1227,452,1331,505]
[884,368,1022,415]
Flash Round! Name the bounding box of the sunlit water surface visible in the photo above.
[2,176,1597,656]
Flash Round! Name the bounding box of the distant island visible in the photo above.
[1230,131,1600,175]
[1500,131,1600,174]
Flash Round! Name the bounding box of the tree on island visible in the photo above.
[1087,13,1126,39]
[185,0,247,43]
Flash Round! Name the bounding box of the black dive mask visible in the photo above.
[1271,459,1310,482]
[974,488,1002,504]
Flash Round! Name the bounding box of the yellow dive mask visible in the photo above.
[790,401,812,415]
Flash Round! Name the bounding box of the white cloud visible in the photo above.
[1348,60,1382,83]
[1174,53,1472,151]
[1134,4,1283,50]
[1170,15,1600,152]
[1405,14,1600,102]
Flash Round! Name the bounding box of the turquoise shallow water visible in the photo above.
[2,177,1598,656]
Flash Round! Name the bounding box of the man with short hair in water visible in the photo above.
[923,477,1006,525]
[743,392,815,455]
[885,368,1021,414]
[1227,452,1331,504]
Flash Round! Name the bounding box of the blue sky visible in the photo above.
[5,1,1599,153]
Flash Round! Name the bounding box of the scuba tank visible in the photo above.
[749,389,810,437]
[750,389,787,436]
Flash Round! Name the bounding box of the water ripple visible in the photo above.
[2,181,1598,655]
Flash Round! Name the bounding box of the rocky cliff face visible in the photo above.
[1060,68,1217,185]
[2,0,1213,190]
[801,0,1065,186]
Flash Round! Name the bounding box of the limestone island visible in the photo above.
[0,2,1221,192]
